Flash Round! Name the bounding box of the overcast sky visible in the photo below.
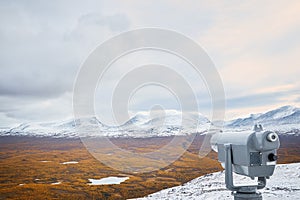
[1,0,300,127]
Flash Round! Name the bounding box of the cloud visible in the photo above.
[1,92,72,125]
[0,1,132,125]
[78,13,130,32]
[0,4,130,97]
[0,0,300,126]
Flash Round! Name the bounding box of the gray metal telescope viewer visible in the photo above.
[211,124,280,200]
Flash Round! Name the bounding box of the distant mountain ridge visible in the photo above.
[1,106,300,138]
[226,105,300,133]
[1,110,211,138]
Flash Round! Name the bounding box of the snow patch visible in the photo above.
[51,181,61,185]
[61,161,78,165]
[88,177,129,185]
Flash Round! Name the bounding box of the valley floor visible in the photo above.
[0,135,299,199]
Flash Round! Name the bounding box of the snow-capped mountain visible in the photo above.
[226,105,300,133]
[2,117,106,138]
[6,120,76,137]
[1,106,300,138]
[0,110,211,138]
[117,110,210,137]
[133,162,300,200]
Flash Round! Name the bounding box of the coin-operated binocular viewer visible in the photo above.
[211,125,280,200]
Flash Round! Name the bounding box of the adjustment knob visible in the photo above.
[268,153,278,161]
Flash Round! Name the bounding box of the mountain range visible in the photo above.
[1,105,300,138]
[226,105,300,129]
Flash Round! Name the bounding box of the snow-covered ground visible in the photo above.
[1,105,300,138]
[133,163,300,200]
[88,177,129,185]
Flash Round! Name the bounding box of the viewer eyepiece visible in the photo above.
[267,132,278,142]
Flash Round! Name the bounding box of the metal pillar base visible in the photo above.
[224,144,265,200]
[233,191,262,200]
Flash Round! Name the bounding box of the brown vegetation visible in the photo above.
[0,135,299,199]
